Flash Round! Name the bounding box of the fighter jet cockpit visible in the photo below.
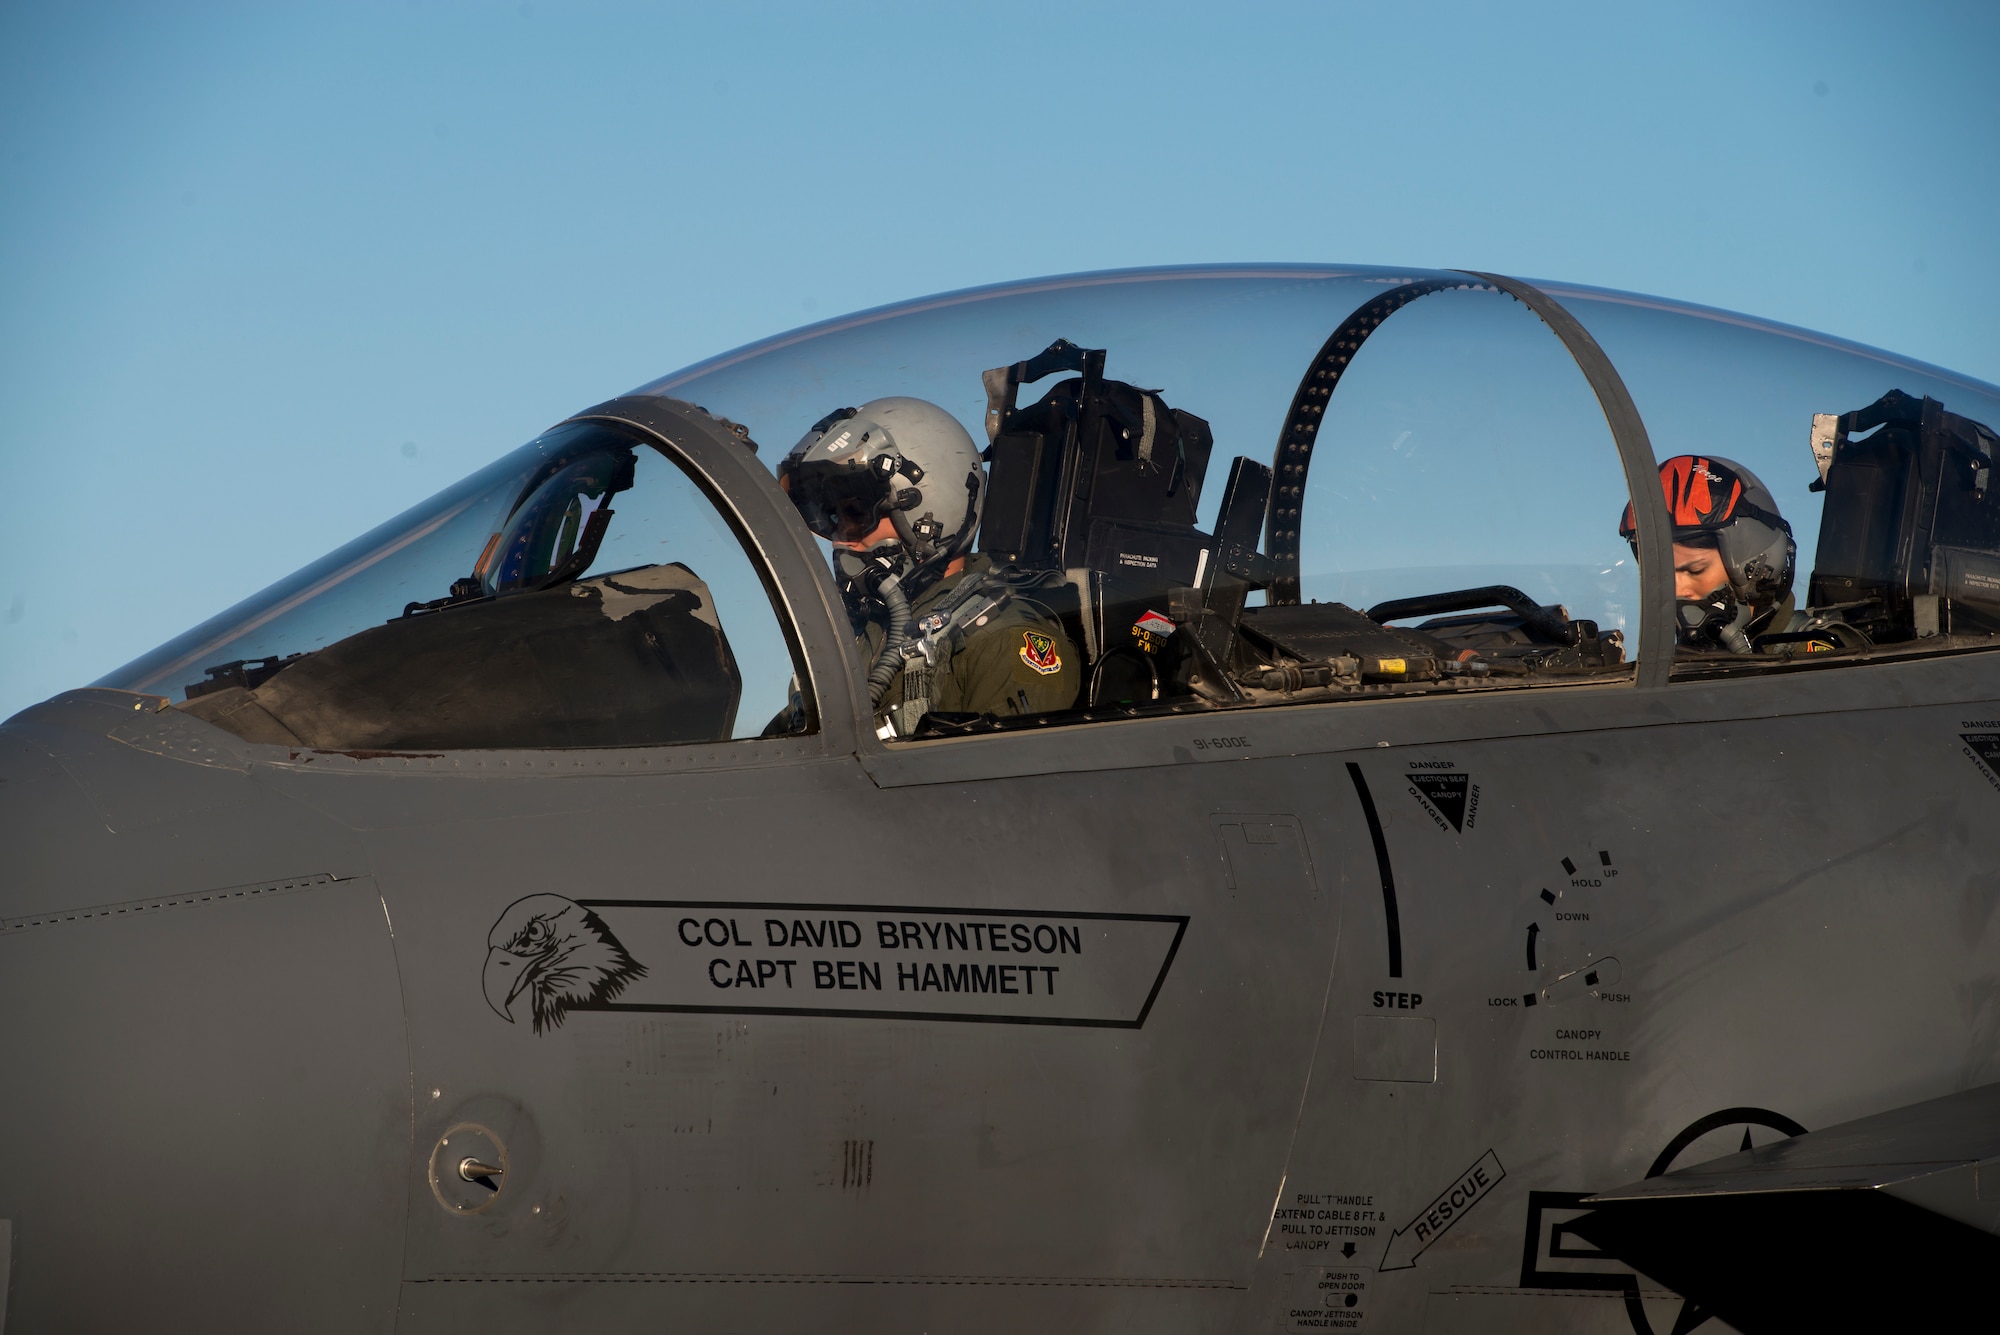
[99,265,2000,752]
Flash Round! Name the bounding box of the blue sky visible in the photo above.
[2,0,1996,718]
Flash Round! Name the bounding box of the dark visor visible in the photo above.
[780,458,891,542]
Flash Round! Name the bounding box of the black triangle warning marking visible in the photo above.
[1410,773,1470,832]
[1966,734,2000,781]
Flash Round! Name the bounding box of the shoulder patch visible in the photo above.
[1019,630,1062,675]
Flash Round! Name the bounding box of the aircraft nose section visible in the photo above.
[482,949,522,1022]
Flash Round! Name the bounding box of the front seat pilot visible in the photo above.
[1619,454,1798,653]
[779,396,1078,735]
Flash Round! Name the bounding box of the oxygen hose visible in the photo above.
[866,574,912,708]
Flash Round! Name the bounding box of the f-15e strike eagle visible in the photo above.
[6,264,1999,1334]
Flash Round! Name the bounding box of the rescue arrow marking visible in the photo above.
[1526,922,1540,972]
[1380,1150,1505,1271]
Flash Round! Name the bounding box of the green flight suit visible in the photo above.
[861,555,1080,732]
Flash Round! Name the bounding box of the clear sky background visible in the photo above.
[2,0,1995,719]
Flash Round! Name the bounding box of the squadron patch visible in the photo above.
[1020,630,1062,675]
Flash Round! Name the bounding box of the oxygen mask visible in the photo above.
[833,542,911,623]
[1676,588,1757,654]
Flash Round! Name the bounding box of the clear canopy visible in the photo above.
[1543,280,2000,602]
[646,266,1639,635]
[98,264,2000,749]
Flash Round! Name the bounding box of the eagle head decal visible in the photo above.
[483,894,646,1034]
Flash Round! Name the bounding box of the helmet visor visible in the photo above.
[780,458,891,544]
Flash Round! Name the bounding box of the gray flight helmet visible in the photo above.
[778,396,985,596]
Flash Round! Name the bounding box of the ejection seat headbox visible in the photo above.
[977,339,1215,586]
[1808,388,2000,639]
